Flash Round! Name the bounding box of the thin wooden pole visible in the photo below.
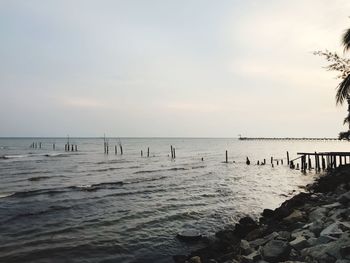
[225,150,228,163]
[147,147,150,158]
[141,150,143,157]
[287,151,290,165]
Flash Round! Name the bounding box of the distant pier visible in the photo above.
[238,137,339,141]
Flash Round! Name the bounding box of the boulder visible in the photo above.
[249,232,279,248]
[283,210,305,224]
[261,240,291,263]
[337,191,350,205]
[240,239,254,255]
[320,222,350,238]
[177,230,202,241]
[262,208,275,218]
[340,245,350,258]
[291,229,315,240]
[308,220,324,235]
[278,231,292,241]
[234,216,258,238]
[242,250,261,263]
[189,256,201,263]
[289,236,308,251]
[309,207,328,222]
[302,233,350,261]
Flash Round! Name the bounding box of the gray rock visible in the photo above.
[249,232,279,248]
[261,240,291,263]
[309,207,328,222]
[289,236,308,250]
[323,202,342,209]
[340,245,350,257]
[320,222,350,238]
[278,231,292,241]
[308,220,324,235]
[337,191,350,204]
[189,256,201,263]
[283,210,305,223]
[302,233,350,260]
[291,229,315,240]
[335,260,350,263]
[242,250,261,263]
[240,239,254,255]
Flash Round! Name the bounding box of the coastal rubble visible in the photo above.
[174,165,350,263]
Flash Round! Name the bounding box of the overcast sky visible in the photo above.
[1,0,350,137]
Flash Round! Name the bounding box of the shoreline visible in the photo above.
[174,166,350,263]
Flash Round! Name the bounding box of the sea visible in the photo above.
[0,137,348,263]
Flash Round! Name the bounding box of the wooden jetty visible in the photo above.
[293,152,350,172]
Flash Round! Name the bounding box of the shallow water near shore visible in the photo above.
[0,138,349,262]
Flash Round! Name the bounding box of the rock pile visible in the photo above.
[174,165,350,263]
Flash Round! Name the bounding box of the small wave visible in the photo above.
[92,167,123,172]
[74,181,124,191]
[191,165,206,170]
[1,155,28,159]
[43,153,69,158]
[28,176,50,181]
[124,176,167,185]
[10,188,69,198]
[134,167,187,174]
[0,193,14,199]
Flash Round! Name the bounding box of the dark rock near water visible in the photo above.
[234,216,258,238]
[261,239,291,262]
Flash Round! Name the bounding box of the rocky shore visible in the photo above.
[174,165,350,263]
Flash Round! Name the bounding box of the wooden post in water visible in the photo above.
[75,145,78,151]
[119,144,123,155]
[115,145,117,155]
[334,155,337,168]
[147,147,150,158]
[308,155,312,170]
[170,146,173,159]
[322,155,325,170]
[263,159,266,165]
[141,150,143,157]
[287,151,290,165]
[271,157,273,164]
[71,144,74,152]
[281,159,283,165]
[225,150,228,163]
[340,155,343,166]
[314,152,318,172]
[173,147,176,159]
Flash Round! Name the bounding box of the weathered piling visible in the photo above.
[225,150,228,163]
[147,147,150,158]
[270,157,273,164]
[170,146,173,158]
[115,145,117,155]
[75,145,78,151]
[53,143,55,150]
[286,151,290,165]
[141,150,143,157]
[39,142,42,149]
[71,144,74,152]
[173,147,176,159]
[119,144,123,155]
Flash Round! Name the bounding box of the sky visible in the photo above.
[1,0,350,137]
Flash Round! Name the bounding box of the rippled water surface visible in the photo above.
[0,138,348,262]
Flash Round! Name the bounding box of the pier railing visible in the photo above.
[295,152,350,172]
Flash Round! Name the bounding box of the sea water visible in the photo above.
[0,138,348,262]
